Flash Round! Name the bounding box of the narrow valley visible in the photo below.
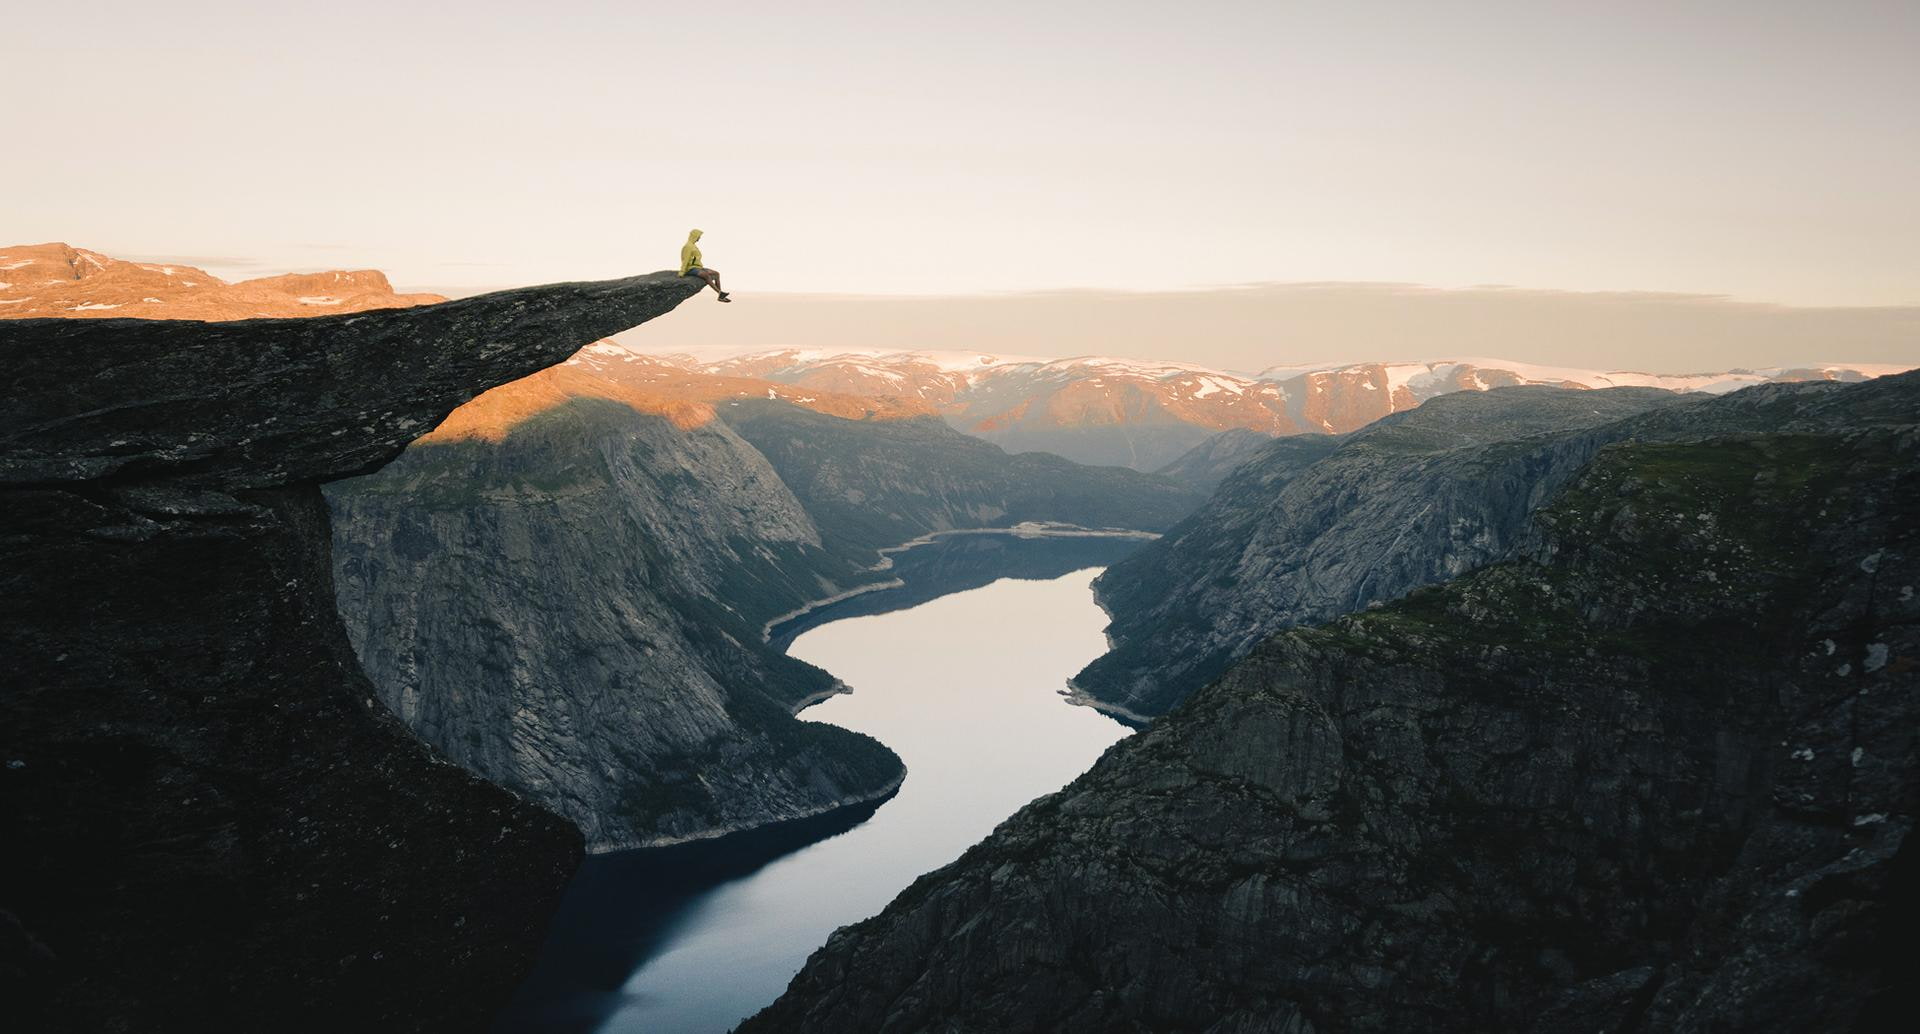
[496,532,1140,1033]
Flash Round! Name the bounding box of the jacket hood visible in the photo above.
[686,229,703,242]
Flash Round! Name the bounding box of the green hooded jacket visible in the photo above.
[679,229,703,275]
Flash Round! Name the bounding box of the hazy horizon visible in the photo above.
[8,1,1917,372]
[609,280,1918,376]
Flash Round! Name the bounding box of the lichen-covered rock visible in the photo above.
[741,375,1919,1033]
[0,272,699,1032]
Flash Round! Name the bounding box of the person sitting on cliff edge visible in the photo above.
[679,228,731,302]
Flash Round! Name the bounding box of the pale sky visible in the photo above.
[6,1,1917,369]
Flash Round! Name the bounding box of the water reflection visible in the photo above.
[490,797,893,1034]
[494,533,1140,1034]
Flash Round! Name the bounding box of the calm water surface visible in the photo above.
[498,537,1135,1034]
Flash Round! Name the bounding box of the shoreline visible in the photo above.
[758,579,906,643]
[587,771,908,855]
[1060,684,1154,729]
[787,679,853,715]
[870,521,1160,572]
[764,522,1160,644]
[642,526,1154,857]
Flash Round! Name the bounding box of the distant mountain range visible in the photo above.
[0,241,442,319]
[654,347,1912,469]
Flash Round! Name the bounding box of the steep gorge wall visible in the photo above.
[1080,375,1920,719]
[326,397,905,851]
[743,385,1920,1033]
[1078,386,1685,718]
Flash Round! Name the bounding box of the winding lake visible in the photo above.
[497,533,1140,1033]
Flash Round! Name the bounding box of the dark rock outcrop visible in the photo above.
[742,378,1920,1033]
[326,397,905,851]
[1078,386,1686,718]
[0,273,700,1032]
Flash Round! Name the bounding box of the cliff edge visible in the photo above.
[0,272,701,1032]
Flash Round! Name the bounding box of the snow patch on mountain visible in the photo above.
[1190,376,1245,399]
[1264,356,1913,396]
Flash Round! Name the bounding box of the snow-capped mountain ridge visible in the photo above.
[1272,356,1913,394]
[661,347,1912,470]
[668,345,1908,397]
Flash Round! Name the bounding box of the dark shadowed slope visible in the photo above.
[0,273,699,1032]
[1079,375,1920,719]
[1078,386,1685,718]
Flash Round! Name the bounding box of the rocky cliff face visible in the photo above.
[741,381,1919,1033]
[0,272,700,1032]
[1081,376,1920,719]
[1077,386,1686,718]
[325,376,1200,852]
[326,388,904,852]
[1155,427,1340,493]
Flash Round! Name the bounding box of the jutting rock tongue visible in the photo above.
[2,272,704,487]
[0,272,703,1033]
